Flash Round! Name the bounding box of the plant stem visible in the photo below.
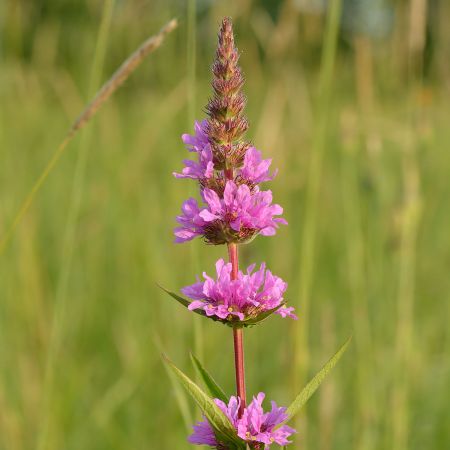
[233,327,246,414]
[228,243,247,415]
[226,163,246,415]
[228,241,239,279]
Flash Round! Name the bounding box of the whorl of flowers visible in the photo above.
[182,258,297,323]
[189,393,296,448]
[173,17,286,245]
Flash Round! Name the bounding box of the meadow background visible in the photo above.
[1,0,449,449]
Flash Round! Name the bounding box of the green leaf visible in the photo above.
[190,353,228,403]
[286,336,352,420]
[162,354,242,447]
[158,284,191,308]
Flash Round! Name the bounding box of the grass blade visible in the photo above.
[0,18,178,255]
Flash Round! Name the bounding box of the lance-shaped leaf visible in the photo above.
[190,353,228,403]
[286,336,352,420]
[162,354,243,447]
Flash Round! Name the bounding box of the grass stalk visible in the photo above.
[0,18,178,256]
[392,6,425,445]
[37,2,115,447]
[293,0,342,445]
[340,127,376,450]
[32,11,178,450]
[391,127,422,450]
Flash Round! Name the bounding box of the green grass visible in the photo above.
[1,1,449,449]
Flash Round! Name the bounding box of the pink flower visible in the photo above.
[174,121,215,180]
[201,181,287,237]
[173,145,214,180]
[240,147,277,183]
[174,181,287,244]
[182,120,210,153]
[182,258,297,322]
[174,198,207,243]
[189,396,240,446]
[189,394,296,448]
[188,419,217,446]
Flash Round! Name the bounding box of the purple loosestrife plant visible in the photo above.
[162,17,351,450]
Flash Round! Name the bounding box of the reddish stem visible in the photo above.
[225,166,246,415]
[228,242,239,279]
[228,242,247,415]
[233,327,246,414]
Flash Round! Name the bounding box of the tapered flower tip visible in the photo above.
[222,17,232,28]
[219,17,234,40]
[216,17,237,66]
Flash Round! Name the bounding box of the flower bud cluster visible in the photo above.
[174,17,286,245]
[206,17,249,169]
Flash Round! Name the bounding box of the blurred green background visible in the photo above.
[1,0,449,449]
